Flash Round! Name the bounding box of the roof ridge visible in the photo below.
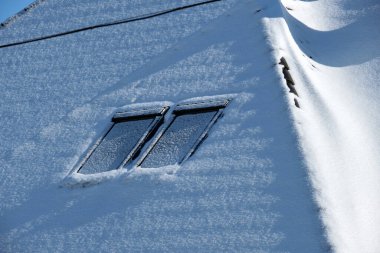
[0,0,46,29]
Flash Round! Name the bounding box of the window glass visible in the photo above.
[140,110,218,168]
[79,117,155,174]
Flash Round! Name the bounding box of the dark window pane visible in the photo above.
[79,117,155,174]
[140,110,218,168]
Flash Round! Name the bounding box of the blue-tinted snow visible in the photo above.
[0,0,327,252]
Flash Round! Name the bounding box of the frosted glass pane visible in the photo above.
[141,111,217,168]
[80,118,154,174]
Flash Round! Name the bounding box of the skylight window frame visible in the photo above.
[137,99,231,168]
[75,106,169,174]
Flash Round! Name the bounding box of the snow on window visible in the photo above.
[75,98,230,175]
[78,107,167,174]
[139,110,217,168]
[139,100,229,168]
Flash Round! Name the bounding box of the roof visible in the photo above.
[0,0,329,252]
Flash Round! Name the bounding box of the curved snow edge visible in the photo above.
[261,3,335,252]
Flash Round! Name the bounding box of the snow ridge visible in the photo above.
[264,0,380,252]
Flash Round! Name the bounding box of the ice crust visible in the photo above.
[80,117,155,174]
[141,111,217,168]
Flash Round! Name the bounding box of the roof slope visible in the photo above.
[265,0,380,252]
[0,0,326,252]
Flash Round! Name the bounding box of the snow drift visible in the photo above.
[263,0,380,252]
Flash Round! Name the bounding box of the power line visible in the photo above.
[0,0,222,49]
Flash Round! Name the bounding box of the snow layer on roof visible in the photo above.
[0,0,327,252]
[265,0,380,252]
[0,0,228,45]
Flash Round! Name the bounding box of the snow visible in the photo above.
[79,117,155,174]
[140,110,218,168]
[6,0,375,252]
[263,0,380,252]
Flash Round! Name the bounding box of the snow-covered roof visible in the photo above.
[2,0,378,252]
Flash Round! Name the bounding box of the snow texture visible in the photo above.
[263,0,380,252]
[141,110,217,168]
[80,117,155,174]
[0,0,329,252]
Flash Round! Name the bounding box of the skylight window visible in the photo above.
[139,101,229,168]
[77,107,168,174]
[74,98,230,175]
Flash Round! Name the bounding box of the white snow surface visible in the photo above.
[5,0,379,252]
[264,0,380,252]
